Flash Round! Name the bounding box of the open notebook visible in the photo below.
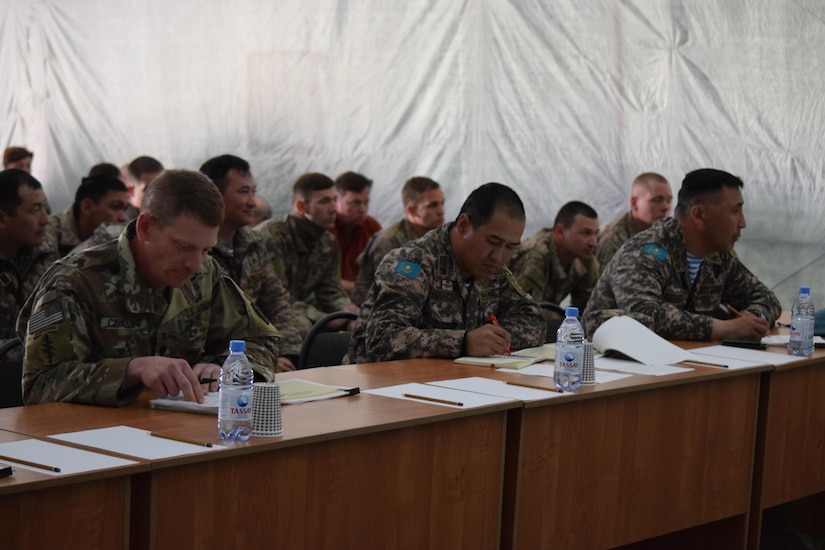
[454,344,556,369]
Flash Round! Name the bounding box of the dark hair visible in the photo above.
[0,169,43,215]
[199,155,251,193]
[334,171,372,194]
[554,201,598,228]
[142,170,224,228]
[3,147,33,167]
[293,172,334,201]
[72,175,129,218]
[88,163,121,179]
[675,168,743,217]
[456,182,525,228]
[401,176,440,206]
[127,156,164,179]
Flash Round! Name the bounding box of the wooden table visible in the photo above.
[748,348,825,548]
[2,350,819,549]
[0,364,517,550]
[0,429,146,549]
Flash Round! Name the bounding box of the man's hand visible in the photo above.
[466,324,511,356]
[126,356,208,403]
[711,311,771,340]
[276,357,296,372]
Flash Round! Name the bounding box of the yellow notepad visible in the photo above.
[454,344,555,369]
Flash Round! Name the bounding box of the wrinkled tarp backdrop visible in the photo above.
[3,0,823,307]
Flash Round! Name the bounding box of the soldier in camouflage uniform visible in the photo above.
[510,201,600,312]
[47,174,130,256]
[17,170,279,406]
[353,176,445,305]
[595,173,672,273]
[0,170,57,359]
[256,173,358,336]
[346,183,545,364]
[200,155,303,371]
[583,168,780,341]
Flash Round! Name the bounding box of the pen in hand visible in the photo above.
[489,314,511,355]
[720,303,743,318]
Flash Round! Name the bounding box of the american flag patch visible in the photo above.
[29,301,64,334]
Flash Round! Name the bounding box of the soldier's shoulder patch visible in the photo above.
[394,260,421,278]
[643,243,668,261]
[29,300,64,334]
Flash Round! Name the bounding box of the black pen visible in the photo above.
[199,378,218,384]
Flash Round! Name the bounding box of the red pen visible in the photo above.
[489,314,511,355]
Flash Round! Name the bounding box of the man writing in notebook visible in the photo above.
[18,170,280,406]
[583,168,781,341]
[346,182,545,363]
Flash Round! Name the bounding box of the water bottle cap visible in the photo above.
[229,340,246,352]
[565,306,579,318]
[800,286,811,295]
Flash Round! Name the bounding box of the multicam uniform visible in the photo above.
[352,218,421,305]
[210,226,302,357]
[582,217,781,340]
[509,228,599,311]
[256,214,354,335]
[594,210,637,273]
[17,222,279,406]
[346,223,545,363]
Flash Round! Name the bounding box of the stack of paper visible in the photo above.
[454,343,555,369]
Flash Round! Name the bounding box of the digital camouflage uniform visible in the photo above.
[17,222,280,406]
[352,218,422,305]
[256,214,353,335]
[0,237,58,359]
[47,206,83,256]
[582,217,781,340]
[509,228,599,312]
[346,223,545,364]
[69,221,125,255]
[210,226,302,357]
[595,210,637,274]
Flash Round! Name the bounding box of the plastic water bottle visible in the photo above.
[788,286,815,357]
[554,307,584,391]
[218,340,254,441]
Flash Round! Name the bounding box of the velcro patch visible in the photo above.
[394,260,421,278]
[29,300,64,334]
[643,243,668,261]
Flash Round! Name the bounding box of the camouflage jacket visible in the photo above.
[595,210,637,273]
[0,238,58,354]
[47,206,82,257]
[353,218,421,305]
[210,227,302,356]
[582,217,782,340]
[256,214,353,330]
[69,221,126,255]
[346,223,545,363]
[509,228,599,311]
[17,222,279,406]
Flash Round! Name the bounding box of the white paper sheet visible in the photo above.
[594,370,634,384]
[49,425,225,460]
[690,344,802,366]
[595,356,694,376]
[0,438,137,476]
[363,382,517,409]
[427,377,566,401]
[592,316,693,365]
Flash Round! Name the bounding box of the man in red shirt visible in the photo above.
[330,171,381,295]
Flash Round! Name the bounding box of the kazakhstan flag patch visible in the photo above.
[643,243,668,261]
[394,260,421,278]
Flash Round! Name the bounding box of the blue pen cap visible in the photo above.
[565,307,579,318]
[229,340,246,353]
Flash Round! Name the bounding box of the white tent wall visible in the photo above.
[2,0,823,307]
